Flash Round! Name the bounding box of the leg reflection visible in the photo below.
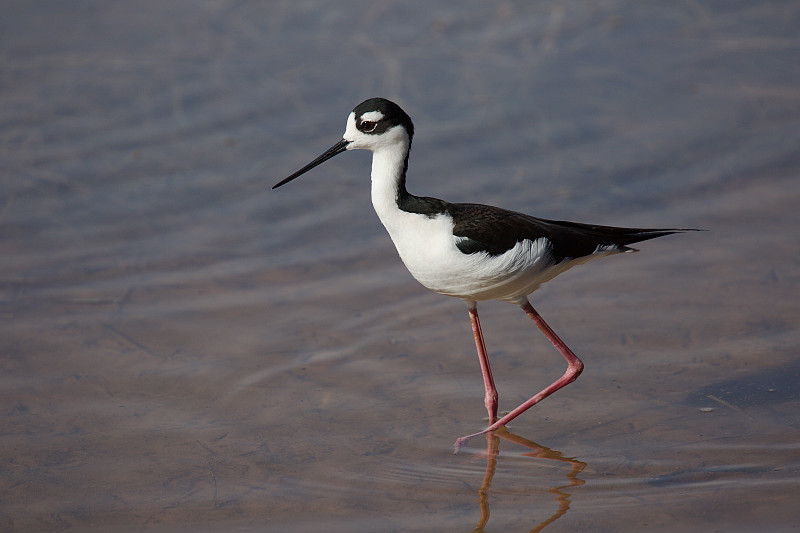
[469,428,586,533]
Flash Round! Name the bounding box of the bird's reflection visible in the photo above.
[468,428,586,533]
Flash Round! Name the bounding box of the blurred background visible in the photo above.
[2,1,799,531]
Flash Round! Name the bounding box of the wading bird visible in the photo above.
[273,98,693,450]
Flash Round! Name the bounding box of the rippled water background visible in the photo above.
[3,1,800,531]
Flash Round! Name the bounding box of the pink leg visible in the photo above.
[454,299,584,452]
[468,305,498,423]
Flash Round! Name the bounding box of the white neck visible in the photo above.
[369,140,409,230]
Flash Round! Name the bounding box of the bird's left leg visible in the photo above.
[467,303,499,423]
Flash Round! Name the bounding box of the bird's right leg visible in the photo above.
[467,303,499,423]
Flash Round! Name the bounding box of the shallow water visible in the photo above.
[2,1,800,531]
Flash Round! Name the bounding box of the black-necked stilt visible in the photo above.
[274,98,695,451]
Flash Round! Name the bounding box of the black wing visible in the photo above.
[447,202,689,262]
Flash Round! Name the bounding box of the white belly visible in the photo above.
[380,211,600,305]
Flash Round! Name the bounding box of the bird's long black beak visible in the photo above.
[272,138,351,189]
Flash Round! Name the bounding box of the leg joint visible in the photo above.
[565,360,584,383]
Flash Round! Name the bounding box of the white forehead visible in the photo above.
[344,112,358,138]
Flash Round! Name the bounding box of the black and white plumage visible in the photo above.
[274,97,693,450]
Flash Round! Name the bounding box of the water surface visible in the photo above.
[2,1,800,531]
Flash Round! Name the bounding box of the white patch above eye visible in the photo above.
[360,110,385,122]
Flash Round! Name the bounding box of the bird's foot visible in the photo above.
[453,428,491,454]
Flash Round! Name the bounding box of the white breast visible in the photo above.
[378,210,594,305]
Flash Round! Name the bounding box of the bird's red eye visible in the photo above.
[361,120,377,132]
